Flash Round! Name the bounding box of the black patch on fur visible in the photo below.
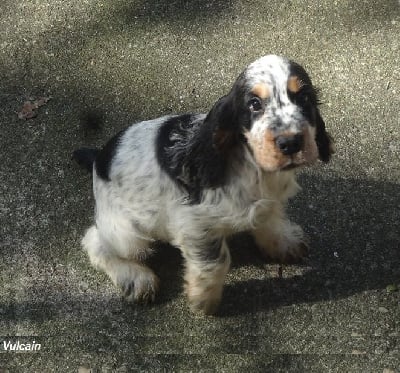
[95,128,127,181]
[156,108,246,203]
[72,148,99,173]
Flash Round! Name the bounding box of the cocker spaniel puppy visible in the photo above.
[74,55,333,315]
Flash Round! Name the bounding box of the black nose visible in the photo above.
[275,134,304,155]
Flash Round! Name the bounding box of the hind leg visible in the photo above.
[82,225,159,303]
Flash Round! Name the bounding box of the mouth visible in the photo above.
[280,157,307,171]
[281,163,301,171]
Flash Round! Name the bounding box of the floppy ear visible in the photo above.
[315,109,334,162]
[205,94,242,154]
[206,94,236,128]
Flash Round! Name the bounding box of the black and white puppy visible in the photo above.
[74,55,333,315]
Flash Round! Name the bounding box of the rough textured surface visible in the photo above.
[0,0,399,371]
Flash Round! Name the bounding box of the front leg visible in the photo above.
[181,237,231,315]
[252,205,308,263]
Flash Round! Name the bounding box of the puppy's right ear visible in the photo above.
[206,94,236,128]
[205,94,240,154]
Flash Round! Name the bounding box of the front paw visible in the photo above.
[255,223,309,263]
[268,240,309,264]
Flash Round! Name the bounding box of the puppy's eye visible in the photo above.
[248,97,262,112]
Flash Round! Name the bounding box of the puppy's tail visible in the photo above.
[72,148,99,173]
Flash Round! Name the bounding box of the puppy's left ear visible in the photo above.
[315,109,334,162]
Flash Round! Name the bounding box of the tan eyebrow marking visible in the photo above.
[287,76,304,93]
[251,83,270,99]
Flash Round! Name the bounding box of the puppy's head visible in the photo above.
[210,55,333,171]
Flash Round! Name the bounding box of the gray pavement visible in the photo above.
[0,0,399,371]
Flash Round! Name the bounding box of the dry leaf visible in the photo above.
[17,96,51,120]
[17,101,37,120]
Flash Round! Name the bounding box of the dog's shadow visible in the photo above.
[148,173,399,316]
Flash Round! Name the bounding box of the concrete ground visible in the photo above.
[0,0,399,371]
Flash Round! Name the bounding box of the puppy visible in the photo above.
[74,55,333,315]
